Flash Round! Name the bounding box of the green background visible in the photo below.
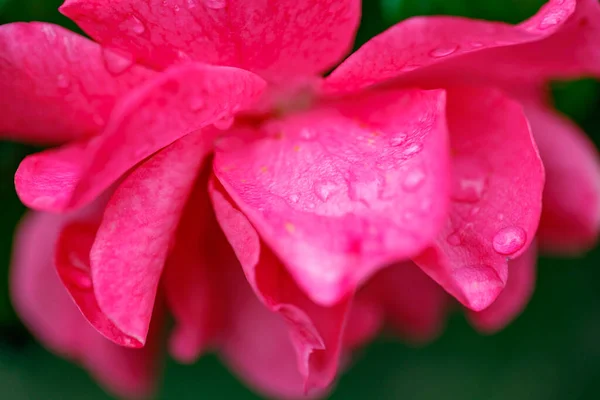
[1,0,599,399]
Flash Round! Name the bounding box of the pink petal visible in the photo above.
[163,166,232,363]
[468,244,537,333]
[86,133,207,346]
[60,0,360,80]
[325,0,600,93]
[363,262,449,343]
[524,96,600,253]
[210,178,350,395]
[15,62,266,213]
[213,88,450,306]
[0,23,153,144]
[413,87,544,311]
[11,212,160,398]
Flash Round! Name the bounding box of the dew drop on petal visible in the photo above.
[102,48,134,75]
[403,143,422,157]
[390,133,407,147]
[289,194,300,204]
[299,128,317,141]
[190,96,205,111]
[314,180,339,202]
[204,0,226,9]
[129,16,146,34]
[429,44,459,58]
[402,168,426,192]
[446,232,461,246]
[213,115,235,130]
[56,73,70,89]
[492,226,527,255]
[452,177,486,203]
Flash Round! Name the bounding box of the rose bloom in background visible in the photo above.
[1,0,599,398]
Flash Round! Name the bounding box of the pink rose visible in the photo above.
[2,0,599,398]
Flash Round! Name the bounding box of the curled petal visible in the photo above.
[11,212,160,398]
[468,244,537,333]
[413,87,544,311]
[210,179,349,395]
[325,0,600,93]
[60,0,360,80]
[0,22,153,144]
[524,97,600,253]
[15,62,266,213]
[213,88,450,306]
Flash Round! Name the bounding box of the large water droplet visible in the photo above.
[56,73,70,89]
[204,0,226,9]
[102,48,134,75]
[492,226,527,255]
[390,133,407,147]
[314,180,339,202]
[402,168,426,192]
[213,115,234,130]
[452,177,486,203]
[429,44,459,58]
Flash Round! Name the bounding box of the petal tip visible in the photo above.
[452,265,505,311]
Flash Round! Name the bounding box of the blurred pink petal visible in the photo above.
[413,87,544,311]
[524,95,600,253]
[15,63,266,213]
[325,0,600,93]
[11,211,160,398]
[213,88,450,306]
[60,0,360,80]
[468,244,537,333]
[0,23,153,144]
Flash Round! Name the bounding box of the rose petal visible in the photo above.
[524,96,600,253]
[85,133,208,346]
[60,0,360,80]
[413,86,544,311]
[11,212,160,398]
[163,165,232,363]
[210,178,349,394]
[0,22,153,144]
[468,244,537,333]
[213,88,450,306]
[325,0,600,93]
[15,62,266,213]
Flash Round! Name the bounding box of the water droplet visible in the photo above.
[447,232,461,246]
[404,143,422,157]
[492,226,527,255]
[102,48,134,75]
[539,10,566,30]
[289,194,300,203]
[452,177,486,203]
[429,44,459,58]
[390,133,407,147]
[314,181,339,202]
[204,0,226,9]
[129,16,145,34]
[299,128,317,141]
[402,168,426,191]
[190,96,205,111]
[497,213,505,221]
[56,73,70,89]
[213,115,234,130]
[402,63,421,72]
[470,41,484,48]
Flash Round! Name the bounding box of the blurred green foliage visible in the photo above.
[1,0,599,399]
